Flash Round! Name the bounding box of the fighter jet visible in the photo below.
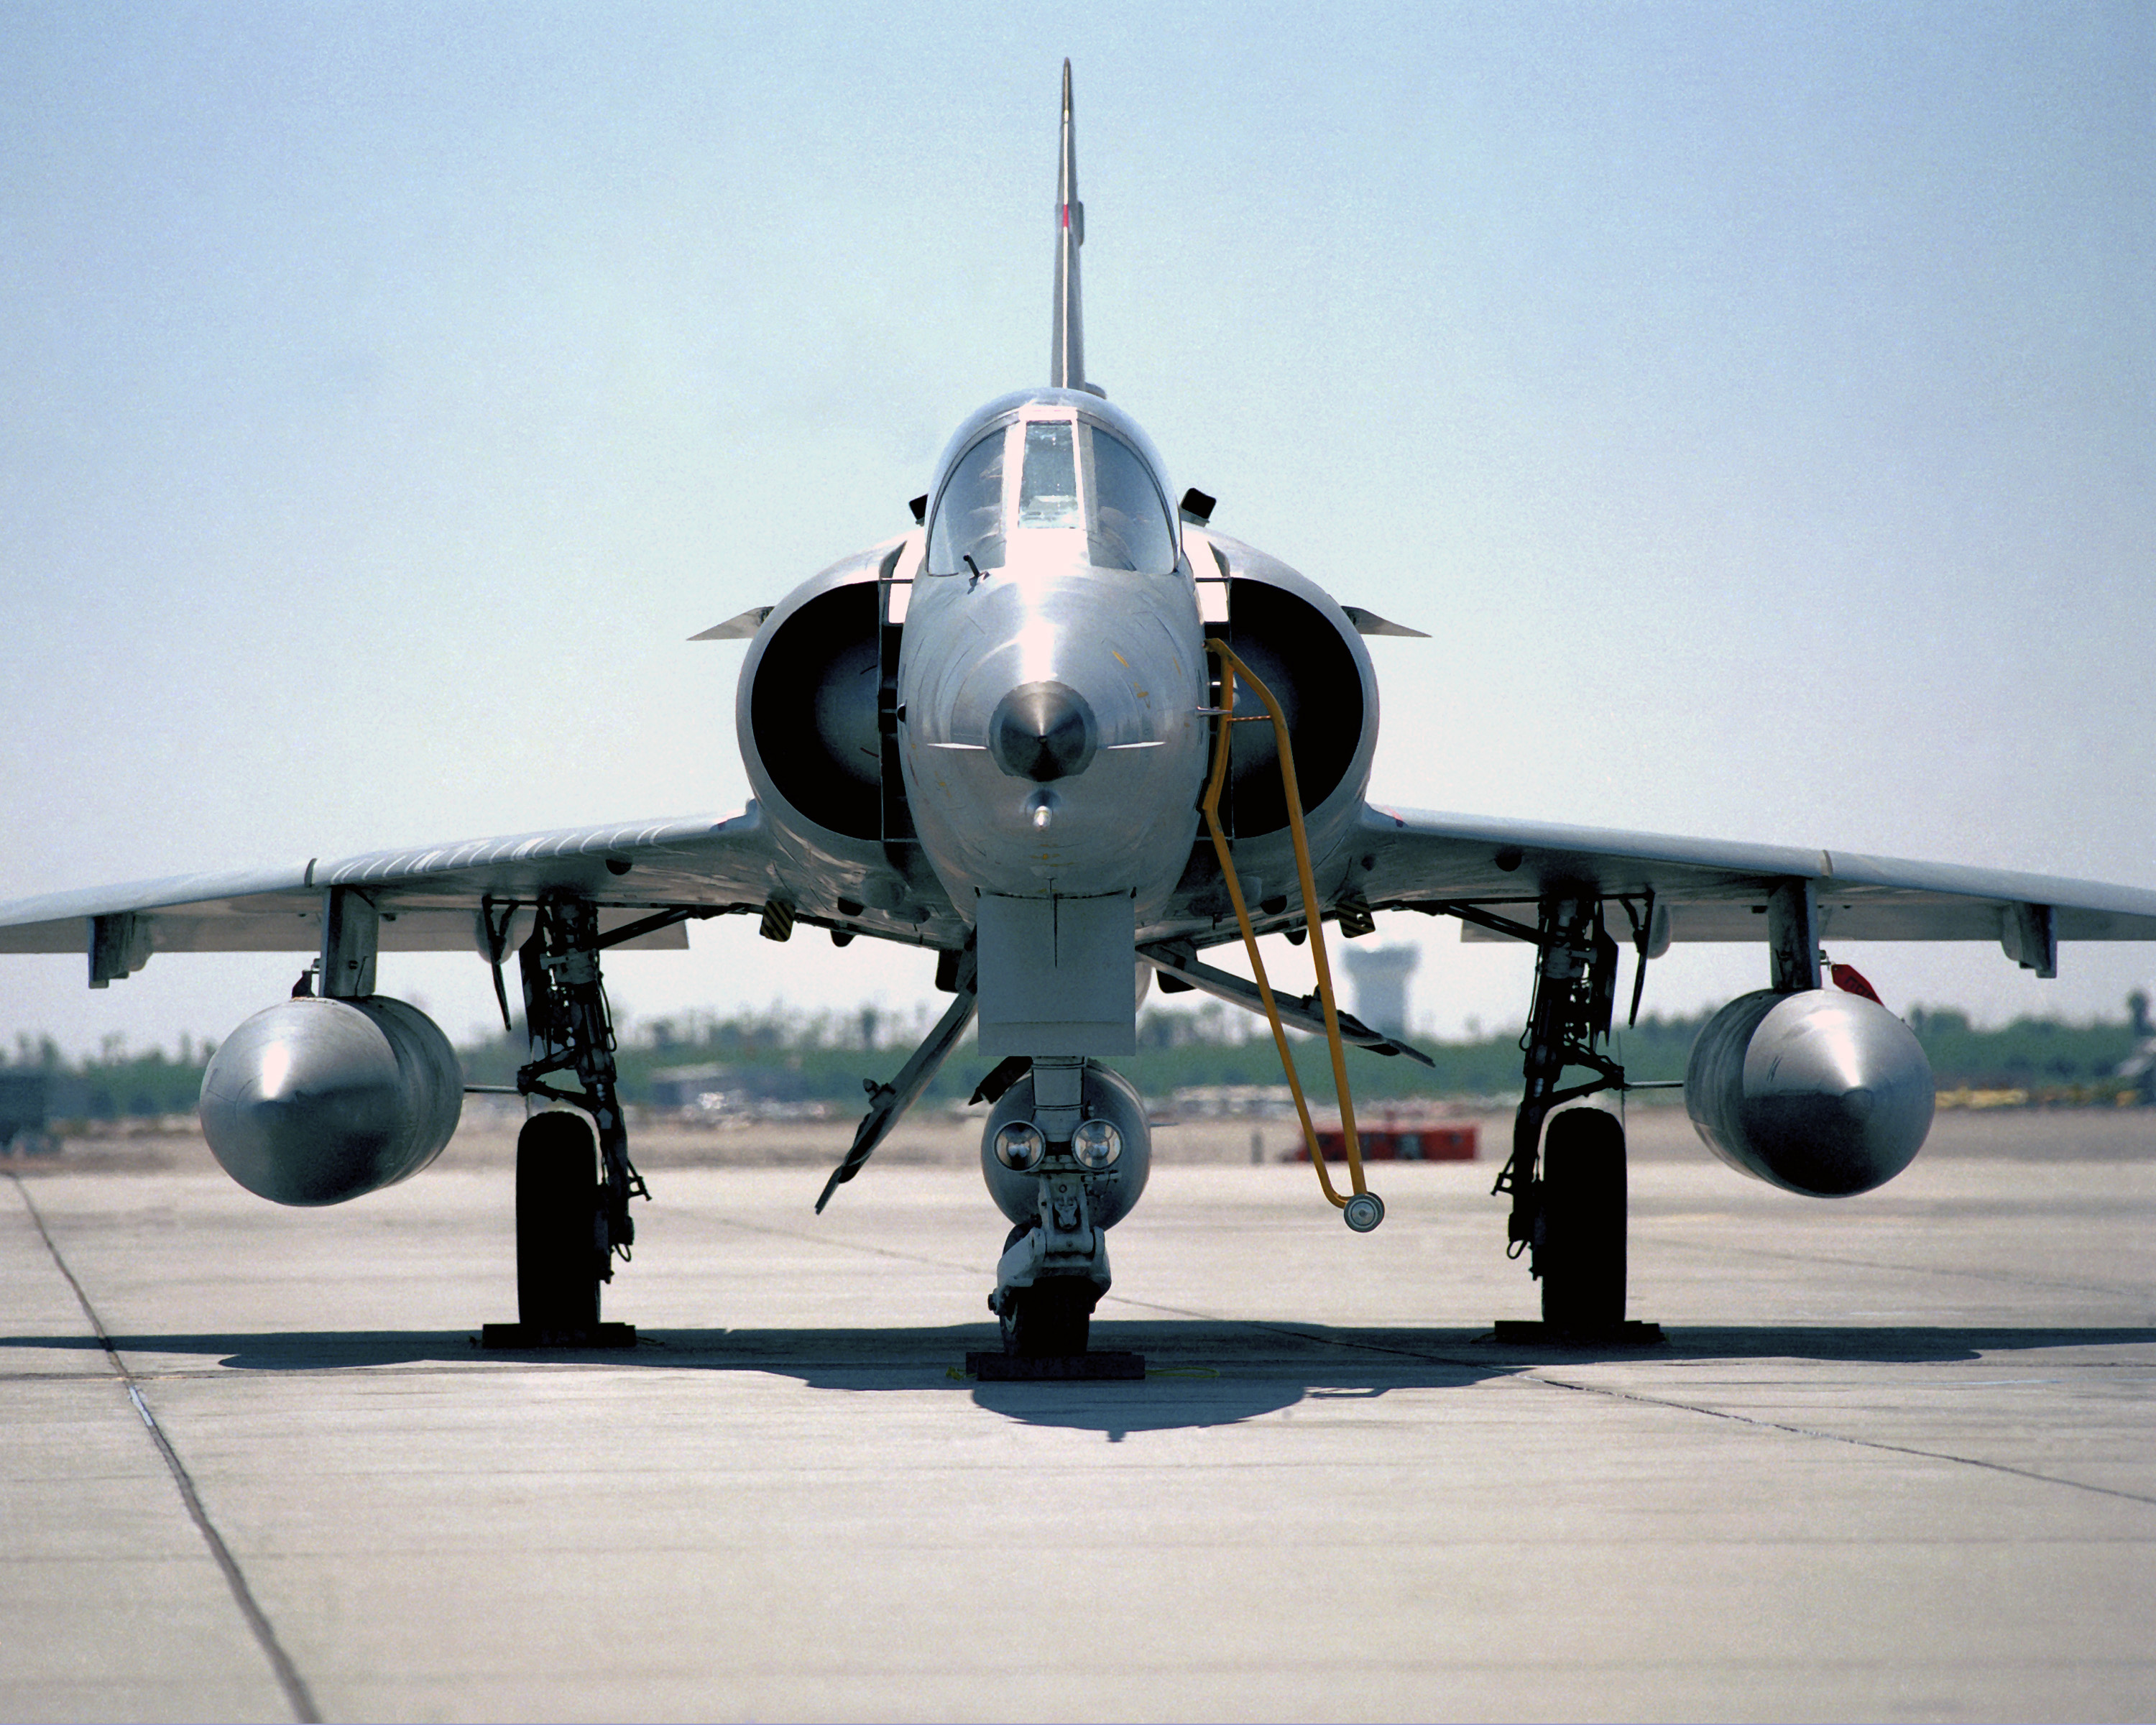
[6,64,2155,1356]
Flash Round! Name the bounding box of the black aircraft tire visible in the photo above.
[1004,1277,1097,1358]
[517,1112,602,1329]
[1539,1108,1627,1333]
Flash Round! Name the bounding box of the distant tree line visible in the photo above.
[10,1001,2142,1122]
[4,1032,216,1121]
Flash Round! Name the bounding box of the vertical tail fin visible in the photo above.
[1051,59,1087,392]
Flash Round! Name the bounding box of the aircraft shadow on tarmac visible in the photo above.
[9,1322,2154,1436]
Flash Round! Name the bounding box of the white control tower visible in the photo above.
[1340,943,1419,1038]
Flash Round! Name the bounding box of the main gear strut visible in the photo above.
[516,895,648,1274]
[1420,892,1665,1340]
[479,893,725,1348]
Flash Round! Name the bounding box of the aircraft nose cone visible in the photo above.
[989,680,1097,783]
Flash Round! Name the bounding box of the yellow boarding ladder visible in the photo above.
[1199,638,1384,1233]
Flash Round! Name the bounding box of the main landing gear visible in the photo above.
[482,895,658,1349]
[515,1111,603,1332]
[1444,894,1662,1344]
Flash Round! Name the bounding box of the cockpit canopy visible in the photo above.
[926,410,1176,576]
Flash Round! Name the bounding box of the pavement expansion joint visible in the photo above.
[1541,1373,2156,1508]
[7,1172,324,1724]
[6,1150,2155,1716]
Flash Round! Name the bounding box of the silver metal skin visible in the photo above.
[988,681,1097,783]
[7,66,2150,981]
[981,1059,1151,1304]
[900,392,1207,923]
[2,62,2155,1268]
[733,534,920,901]
[320,886,379,998]
[1051,57,1085,393]
[1179,527,1384,903]
[1766,879,1823,992]
[198,996,463,1206]
[1685,988,1935,1197]
[980,1062,1151,1232]
[4,67,2154,979]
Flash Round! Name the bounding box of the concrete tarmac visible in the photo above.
[2,1116,2153,1722]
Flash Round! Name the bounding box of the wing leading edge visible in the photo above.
[0,804,954,978]
[1355,804,2156,959]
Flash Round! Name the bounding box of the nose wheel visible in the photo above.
[971,1220,1141,1381]
[998,1276,1099,1357]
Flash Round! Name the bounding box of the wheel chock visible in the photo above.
[1485,1320,1664,1346]
[965,1351,1144,1381]
[478,1322,638,1349]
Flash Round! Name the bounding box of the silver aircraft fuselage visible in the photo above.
[898,388,1208,927]
[9,62,2152,1357]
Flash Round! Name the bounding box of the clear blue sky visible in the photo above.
[3,1,2151,1058]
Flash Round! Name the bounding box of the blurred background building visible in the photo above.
[1341,944,1419,1038]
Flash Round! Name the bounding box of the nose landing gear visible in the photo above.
[993,1274,1100,1359]
[969,1057,1148,1381]
[975,1274,1141,1381]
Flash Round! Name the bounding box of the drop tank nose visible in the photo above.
[1685,988,1934,1196]
[198,995,464,1206]
[988,680,1097,783]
